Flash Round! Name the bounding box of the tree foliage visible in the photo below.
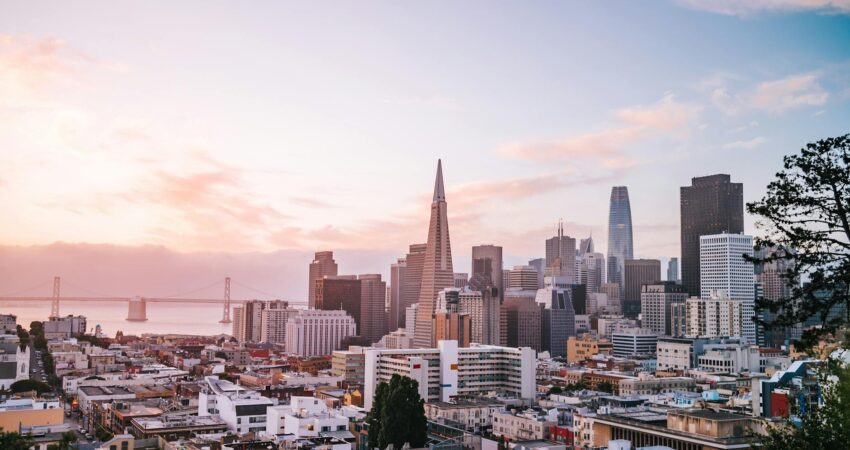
[0,431,35,450]
[596,380,614,394]
[10,379,52,394]
[747,134,850,349]
[366,374,427,449]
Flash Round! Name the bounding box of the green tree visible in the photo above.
[0,430,35,450]
[597,380,614,394]
[10,379,52,394]
[746,134,850,349]
[15,325,29,352]
[367,374,427,449]
[547,385,563,395]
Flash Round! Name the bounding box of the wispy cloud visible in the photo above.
[675,0,850,16]
[722,136,766,150]
[709,73,829,115]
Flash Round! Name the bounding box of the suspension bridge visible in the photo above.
[0,277,305,323]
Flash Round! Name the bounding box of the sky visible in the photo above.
[1,1,849,298]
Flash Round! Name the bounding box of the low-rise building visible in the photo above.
[566,333,612,364]
[331,347,366,386]
[424,400,504,434]
[492,409,554,441]
[198,376,273,434]
[265,396,349,439]
[0,335,29,390]
[131,415,229,440]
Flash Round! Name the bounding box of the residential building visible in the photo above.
[260,304,296,345]
[611,328,657,358]
[414,160,456,348]
[232,300,287,343]
[697,342,760,373]
[425,400,504,434]
[656,337,713,372]
[285,310,357,357]
[0,315,16,334]
[331,346,366,386]
[309,251,338,309]
[266,397,349,438]
[700,233,756,343]
[607,186,634,298]
[680,174,744,297]
[363,340,536,408]
[566,333,613,364]
[685,291,743,339]
[44,315,87,339]
[640,282,688,335]
[492,409,554,441]
[623,259,661,318]
[131,415,228,440]
[198,376,273,434]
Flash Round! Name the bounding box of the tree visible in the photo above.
[367,374,427,449]
[0,431,35,450]
[10,379,52,394]
[15,326,29,352]
[596,381,614,394]
[547,385,563,395]
[746,134,850,349]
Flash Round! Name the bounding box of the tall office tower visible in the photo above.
[414,160,455,348]
[432,312,471,347]
[686,291,743,338]
[285,309,357,357]
[458,287,500,345]
[536,285,576,356]
[472,245,503,295]
[601,283,622,314]
[623,259,661,318]
[260,305,296,345]
[607,186,634,297]
[579,253,605,294]
[700,233,755,343]
[397,244,426,330]
[232,300,288,343]
[453,273,469,288]
[308,251,338,308]
[667,257,680,283]
[640,282,688,335]
[680,174,744,296]
[545,221,577,283]
[508,266,541,290]
[359,274,387,344]
[315,276,362,333]
[501,297,542,350]
[755,246,797,347]
[579,234,595,255]
[388,258,407,333]
[527,258,545,289]
[569,285,587,315]
[405,304,418,336]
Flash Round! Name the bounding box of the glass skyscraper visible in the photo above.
[607,186,634,296]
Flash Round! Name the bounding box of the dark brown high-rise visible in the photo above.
[680,174,744,297]
[314,276,361,332]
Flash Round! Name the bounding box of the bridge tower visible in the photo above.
[50,276,61,320]
[220,277,232,323]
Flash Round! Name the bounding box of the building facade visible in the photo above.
[308,251,338,309]
[700,233,756,343]
[640,282,688,336]
[607,186,634,298]
[623,259,661,318]
[285,310,357,357]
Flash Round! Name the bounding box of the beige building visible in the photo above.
[424,400,503,433]
[331,346,366,386]
[566,333,613,364]
[492,409,553,441]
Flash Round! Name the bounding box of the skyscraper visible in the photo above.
[314,275,361,332]
[536,285,576,357]
[399,244,426,330]
[527,258,545,289]
[607,187,634,297]
[755,246,797,347]
[623,259,661,317]
[680,174,744,297]
[388,258,407,332]
[414,160,455,348]
[308,251,338,308]
[501,297,542,350]
[545,221,576,283]
[699,233,755,343]
[640,282,688,335]
[667,257,679,283]
[472,245,503,296]
[359,274,387,344]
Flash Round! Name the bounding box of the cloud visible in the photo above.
[502,94,699,167]
[675,0,850,16]
[722,136,766,149]
[709,73,829,115]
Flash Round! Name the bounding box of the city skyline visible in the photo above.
[1,2,849,271]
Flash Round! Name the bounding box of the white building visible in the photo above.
[596,316,639,338]
[285,310,356,357]
[260,307,297,345]
[700,233,755,343]
[266,396,349,438]
[0,335,29,390]
[44,315,87,339]
[697,342,760,373]
[198,376,273,435]
[364,340,536,409]
[640,282,688,336]
[685,291,743,339]
[611,328,657,358]
[0,315,16,334]
[457,288,500,345]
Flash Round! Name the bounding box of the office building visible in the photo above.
[232,300,287,343]
[308,251,338,308]
[579,252,605,294]
[680,174,744,296]
[600,283,621,314]
[363,340,536,408]
[389,258,407,333]
[500,297,542,350]
[259,305,296,344]
[508,265,540,290]
[700,233,755,343]
[686,291,743,339]
[670,301,688,337]
[314,275,362,333]
[607,186,634,297]
[471,244,503,295]
[285,310,357,357]
[432,311,471,347]
[331,346,366,386]
[611,328,658,358]
[623,259,661,317]
[390,243,426,332]
[545,220,576,283]
[756,246,797,347]
[414,160,455,348]
[359,274,387,344]
[453,273,468,288]
[536,284,576,357]
[640,282,688,335]
[667,257,679,283]
[566,333,613,364]
[456,287,500,345]
[527,258,545,289]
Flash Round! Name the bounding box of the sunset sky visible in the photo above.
[2,1,850,287]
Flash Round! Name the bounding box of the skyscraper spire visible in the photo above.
[414,160,455,348]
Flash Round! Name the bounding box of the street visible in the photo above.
[28,342,45,382]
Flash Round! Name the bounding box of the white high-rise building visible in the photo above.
[260,307,297,345]
[285,310,357,357]
[686,291,743,339]
[363,340,535,409]
[700,233,755,343]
